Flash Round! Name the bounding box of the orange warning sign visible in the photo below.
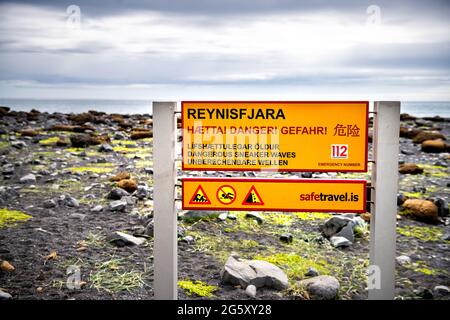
[242,186,264,205]
[183,178,366,212]
[182,101,368,172]
[189,185,211,205]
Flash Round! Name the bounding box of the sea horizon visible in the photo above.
[0,98,449,118]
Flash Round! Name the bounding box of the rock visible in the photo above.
[144,167,153,174]
[107,188,130,200]
[416,288,434,299]
[397,193,407,206]
[135,185,149,199]
[220,255,258,289]
[117,179,138,193]
[320,216,353,238]
[248,260,289,290]
[181,235,195,244]
[245,284,257,298]
[330,236,352,248]
[421,139,448,153]
[70,134,101,148]
[399,126,420,139]
[220,255,289,291]
[130,129,152,140]
[301,172,313,178]
[20,129,39,137]
[0,260,15,272]
[396,255,411,265]
[412,131,446,144]
[98,143,113,152]
[11,141,27,149]
[245,212,264,224]
[433,285,450,296]
[402,199,439,223]
[110,171,131,182]
[399,163,423,174]
[280,233,293,244]
[109,231,145,246]
[20,173,36,184]
[144,220,154,237]
[43,199,57,208]
[91,205,103,213]
[228,214,237,220]
[56,137,70,147]
[0,289,12,300]
[218,212,228,221]
[64,196,79,208]
[109,200,127,212]
[335,224,354,243]
[299,275,340,300]
[441,233,450,241]
[69,213,85,220]
[305,267,319,277]
[434,198,449,217]
[2,164,14,175]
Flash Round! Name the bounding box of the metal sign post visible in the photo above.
[153,102,178,300]
[369,101,400,300]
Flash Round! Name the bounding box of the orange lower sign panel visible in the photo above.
[182,178,367,212]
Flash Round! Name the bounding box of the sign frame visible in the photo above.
[182,177,367,213]
[181,101,369,173]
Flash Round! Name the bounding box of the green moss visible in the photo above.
[39,136,60,146]
[178,280,217,297]
[65,163,115,174]
[292,212,333,220]
[403,191,422,199]
[111,140,138,147]
[397,225,443,242]
[0,208,32,228]
[0,141,9,149]
[253,253,330,282]
[406,261,441,276]
[266,213,294,226]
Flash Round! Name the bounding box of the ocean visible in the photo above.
[0,99,449,117]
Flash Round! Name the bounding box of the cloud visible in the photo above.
[0,1,449,99]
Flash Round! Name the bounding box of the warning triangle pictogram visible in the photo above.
[189,185,212,205]
[242,185,264,205]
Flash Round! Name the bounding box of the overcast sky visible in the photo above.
[0,0,449,100]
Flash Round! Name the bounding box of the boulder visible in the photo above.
[248,260,289,290]
[280,233,293,244]
[220,255,256,288]
[320,216,353,238]
[399,163,423,174]
[91,205,103,213]
[299,275,340,300]
[43,199,57,208]
[70,134,101,148]
[335,224,354,243]
[20,129,39,137]
[434,197,449,217]
[11,141,27,149]
[110,172,131,182]
[396,255,411,265]
[305,267,319,277]
[402,199,439,223]
[421,139,448,153]
[107,188,130,200]
[412,131,446,144]
[117,179,138,193]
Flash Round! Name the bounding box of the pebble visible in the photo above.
[280,233,293,244]
[0,289,12,300]
[109,200,127,212]
[20,173,36,184]
[305,267,319,277]
[245,284,257,298]
[91,205,103,213]
[396,255,412,265]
